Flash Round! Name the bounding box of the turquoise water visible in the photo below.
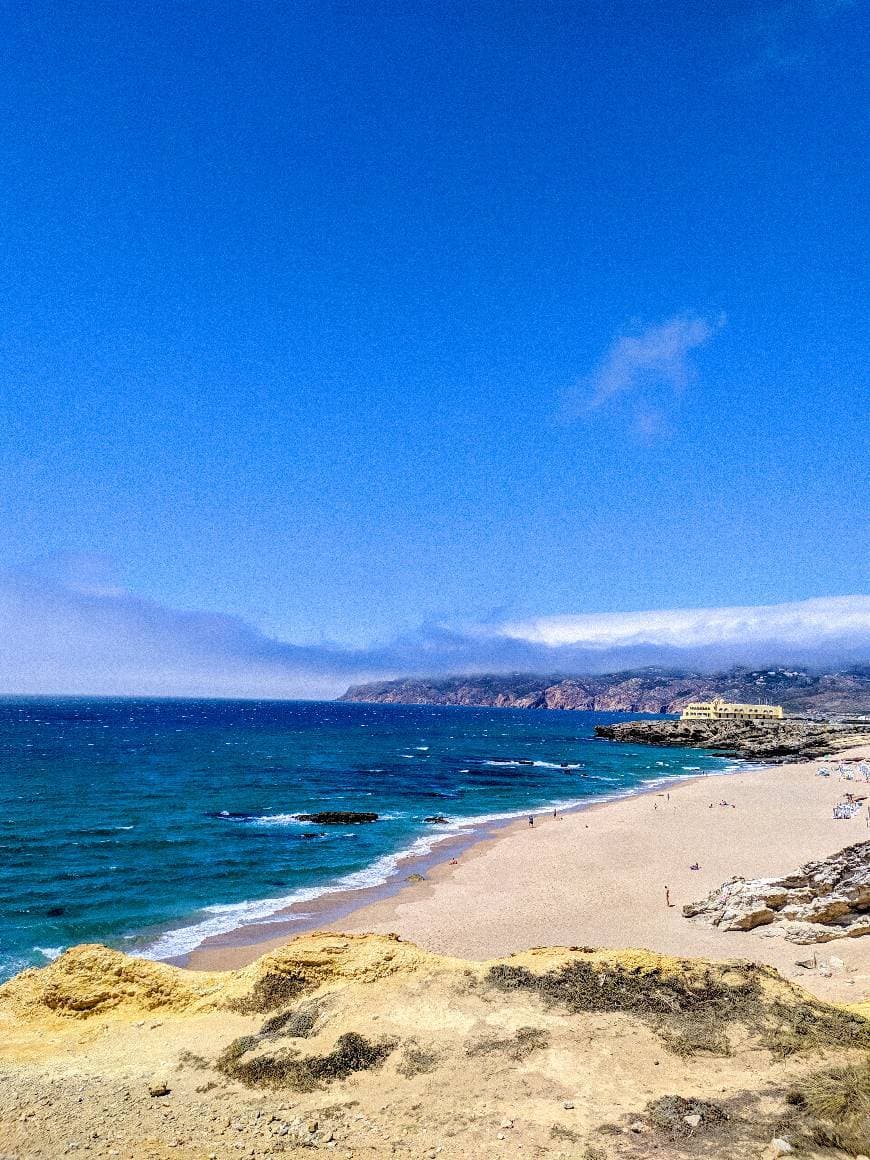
[0,698,734,981]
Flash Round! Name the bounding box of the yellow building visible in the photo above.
[680,698,783,722]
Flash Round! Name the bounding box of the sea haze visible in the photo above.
[0,698,735,980]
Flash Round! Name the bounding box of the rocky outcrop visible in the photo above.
[593,718,866,762]
[683,842,870,944]
[338,666,870,716]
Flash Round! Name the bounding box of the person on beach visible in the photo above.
[665,886,673,908]
[528,815,534,826]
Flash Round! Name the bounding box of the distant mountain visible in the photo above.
[338,666,870,716]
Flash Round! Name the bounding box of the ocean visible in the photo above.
[0,697,736,982]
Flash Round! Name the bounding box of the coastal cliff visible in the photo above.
[593,718,868,762]
[339,666,870,716]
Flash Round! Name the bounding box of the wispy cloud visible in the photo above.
[586,315,723,410]
[0,567,866,698]
[561,313,724,438]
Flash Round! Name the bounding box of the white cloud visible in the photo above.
[0,569,866,698]
[497,596,870,651]
[586,315,723,410]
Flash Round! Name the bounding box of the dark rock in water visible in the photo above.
[423,815,449,824]
[46,906,65,918]
[594,719,867,763]
[300,832,327,839]
[295,811,379,825]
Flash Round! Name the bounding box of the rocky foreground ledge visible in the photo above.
[3,933,870,1158]
[594,717,868,762]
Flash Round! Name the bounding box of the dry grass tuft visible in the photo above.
[486,959,760,1017]
[466,1025,550,1062]
[217,1030,397,1091]
[260,997,325,1039]
[396,1041,439,1078]
[787,1056,870,1155]
[761,999,870,1058]
[655,1010,731,1057]
[550,1122,580,1143]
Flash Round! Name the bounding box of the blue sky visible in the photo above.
[0,0,867,694]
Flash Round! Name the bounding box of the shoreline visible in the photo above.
[185,743,870,1004]
[165,759,740,968]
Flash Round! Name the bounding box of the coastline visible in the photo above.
[185,743,870,1004]
[164,758,736,968]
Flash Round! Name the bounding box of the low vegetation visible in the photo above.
[465,1025,550,1062]
[260,996,326,1038]
[646,1094,729,1137]
[485,958,870,1057]
[786,1056,870,1155]
[226,970,308,1014]
[396,1040,439,1077]
[217,1030,397,1091]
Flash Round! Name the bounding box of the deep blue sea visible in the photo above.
[0,698,736,982]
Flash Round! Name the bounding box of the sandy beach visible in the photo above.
[188,744,870,1004]
[6,745,870,1160]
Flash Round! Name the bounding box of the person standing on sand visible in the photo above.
[528,815,534,826]
[665,886,673,908]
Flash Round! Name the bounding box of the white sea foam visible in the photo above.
[139,831,453,962]
[483,759,581,770]
[35,946,64,961]
[248,813,302,826]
